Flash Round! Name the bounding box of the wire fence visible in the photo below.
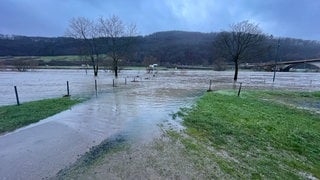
[0,69,153,106]
[1,69,320,106]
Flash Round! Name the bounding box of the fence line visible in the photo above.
[8,78,133,106]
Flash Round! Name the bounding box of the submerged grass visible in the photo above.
[0,97,82,134]
[179,90,320,179]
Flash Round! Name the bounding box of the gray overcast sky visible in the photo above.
[0,0,319,40]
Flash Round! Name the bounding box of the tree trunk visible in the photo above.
[114,59,118,78]
[92,65,98,76]
[93,64,98,76]
[234,60,239,82]
[115,66,118,78]
[91,55,98,76]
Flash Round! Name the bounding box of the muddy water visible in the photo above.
[0,69,94,106]
[0,69,320,179]
[1,69,320,106]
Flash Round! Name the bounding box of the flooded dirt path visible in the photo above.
[0,69,320,179]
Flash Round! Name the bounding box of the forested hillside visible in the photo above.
[1,31,320,66]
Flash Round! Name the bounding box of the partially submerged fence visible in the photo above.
[7,76,140,106]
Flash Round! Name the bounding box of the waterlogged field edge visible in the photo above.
[0,97,83,134]
[176,90,320,179]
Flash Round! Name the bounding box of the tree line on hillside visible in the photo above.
[1,22,320,77]
[1,32,319,64]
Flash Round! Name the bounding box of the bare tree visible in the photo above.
[98,15,137,78]
[215,20,267,82]
[66,17,100,76]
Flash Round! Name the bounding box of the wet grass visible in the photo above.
[0,97,82,134]
[244,90,320,113]
[178,90,320,179]
[243,89,320,100]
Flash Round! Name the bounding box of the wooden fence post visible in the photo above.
[14,86,20,106]
[95,80,98,97]
[207,80,213,92]
[237,82,243,97]
[67,81,70,96]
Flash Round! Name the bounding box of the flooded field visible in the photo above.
[0,69,320,179]
[1,69,320,106]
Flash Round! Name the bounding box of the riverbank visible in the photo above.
[0,97,82,134]
[55,90,320,179]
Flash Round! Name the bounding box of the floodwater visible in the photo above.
[1,69,320,106]
[0,69,320,179]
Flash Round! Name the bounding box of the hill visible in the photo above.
[1,31,320,67]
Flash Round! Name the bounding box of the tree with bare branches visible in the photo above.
[215,20,267,82]
[98,15,137,78]
[66,17,100,76]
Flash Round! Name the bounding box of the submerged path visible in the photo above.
[0,93,129,179]
[0,72,202,179]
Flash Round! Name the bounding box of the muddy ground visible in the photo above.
[53,127,227,180]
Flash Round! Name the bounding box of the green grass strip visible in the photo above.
[0,97,82,134]
[182,90,320,179]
